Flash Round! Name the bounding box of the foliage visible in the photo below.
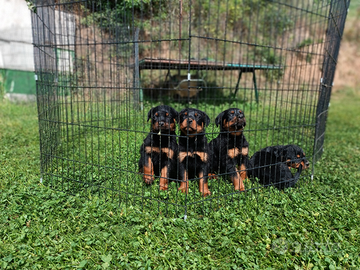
[24,0,36,13]
[251,47,285,81]
[192,0,293,40]
[297,38,314,50]
[80,0,170,30]
[79,0,293,70]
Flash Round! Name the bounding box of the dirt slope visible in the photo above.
[333,11,360,91]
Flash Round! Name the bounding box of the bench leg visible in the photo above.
[233,70,242,98]
[252,71,259,103]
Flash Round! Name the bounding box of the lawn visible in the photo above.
[0,88,359,269]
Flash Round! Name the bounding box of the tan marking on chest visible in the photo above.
[178,152,189,163]
[227,147,248,159]
[145,146,174,159]
[228,148,240,159]
[178,151,208,163]
[230,130,243,136]
[145,146,160,154]
[161,148,174,159]
[195,151,208,162]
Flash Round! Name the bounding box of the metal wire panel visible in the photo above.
[30,0,350,217]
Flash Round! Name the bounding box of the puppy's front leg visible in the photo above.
[142,157,155,184]
[199,171,211,197]
[232,168,245,192]
[235,164,247,191]
[159,165,169,191]
[178,171,189,194]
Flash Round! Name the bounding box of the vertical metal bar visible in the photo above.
[134,28,141,110]
[179,0,182,56]
[252,71,259,103]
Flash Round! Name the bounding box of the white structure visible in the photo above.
[0,0,75,101]
[0,0,35,101]
[0,0,34,71]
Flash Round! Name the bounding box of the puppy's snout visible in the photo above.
[188,118,193,124]
[159,121,165,127]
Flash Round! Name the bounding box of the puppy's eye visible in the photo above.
[231,110,234,114]
[166,112,169,116]
[155,112,159,117]
[184,112,188,116]
[195,113,198,116]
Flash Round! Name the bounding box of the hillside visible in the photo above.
[334,1,360,91]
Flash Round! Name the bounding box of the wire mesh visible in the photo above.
[30,0,350,217]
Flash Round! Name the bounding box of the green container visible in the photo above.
[0,69,36,95]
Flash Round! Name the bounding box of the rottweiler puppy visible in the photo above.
[249,144,310,189]
[178,108,211,196]
[138,105,178,190]
[208,108,249,191]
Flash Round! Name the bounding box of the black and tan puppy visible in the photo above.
[208,108,249,191]
[178,108,211,196]
[249,144,310,189]
[138,105,178,190]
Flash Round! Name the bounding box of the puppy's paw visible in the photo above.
[178,181,189,193]
[143,175,155,185]
[208,173,218,180]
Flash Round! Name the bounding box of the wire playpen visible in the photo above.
[30,0,350,217]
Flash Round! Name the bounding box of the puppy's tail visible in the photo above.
[286,163,303,188]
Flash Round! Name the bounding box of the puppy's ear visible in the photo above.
[285,146,296,159]
[294,146,305,158]
[178,109,186,122]
[215,111,224,127]
[268,147,279,157]
[170,107,179,122]
[147,108,154,122]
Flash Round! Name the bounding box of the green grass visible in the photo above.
[348,0,360,19]
[1,88,360,269]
